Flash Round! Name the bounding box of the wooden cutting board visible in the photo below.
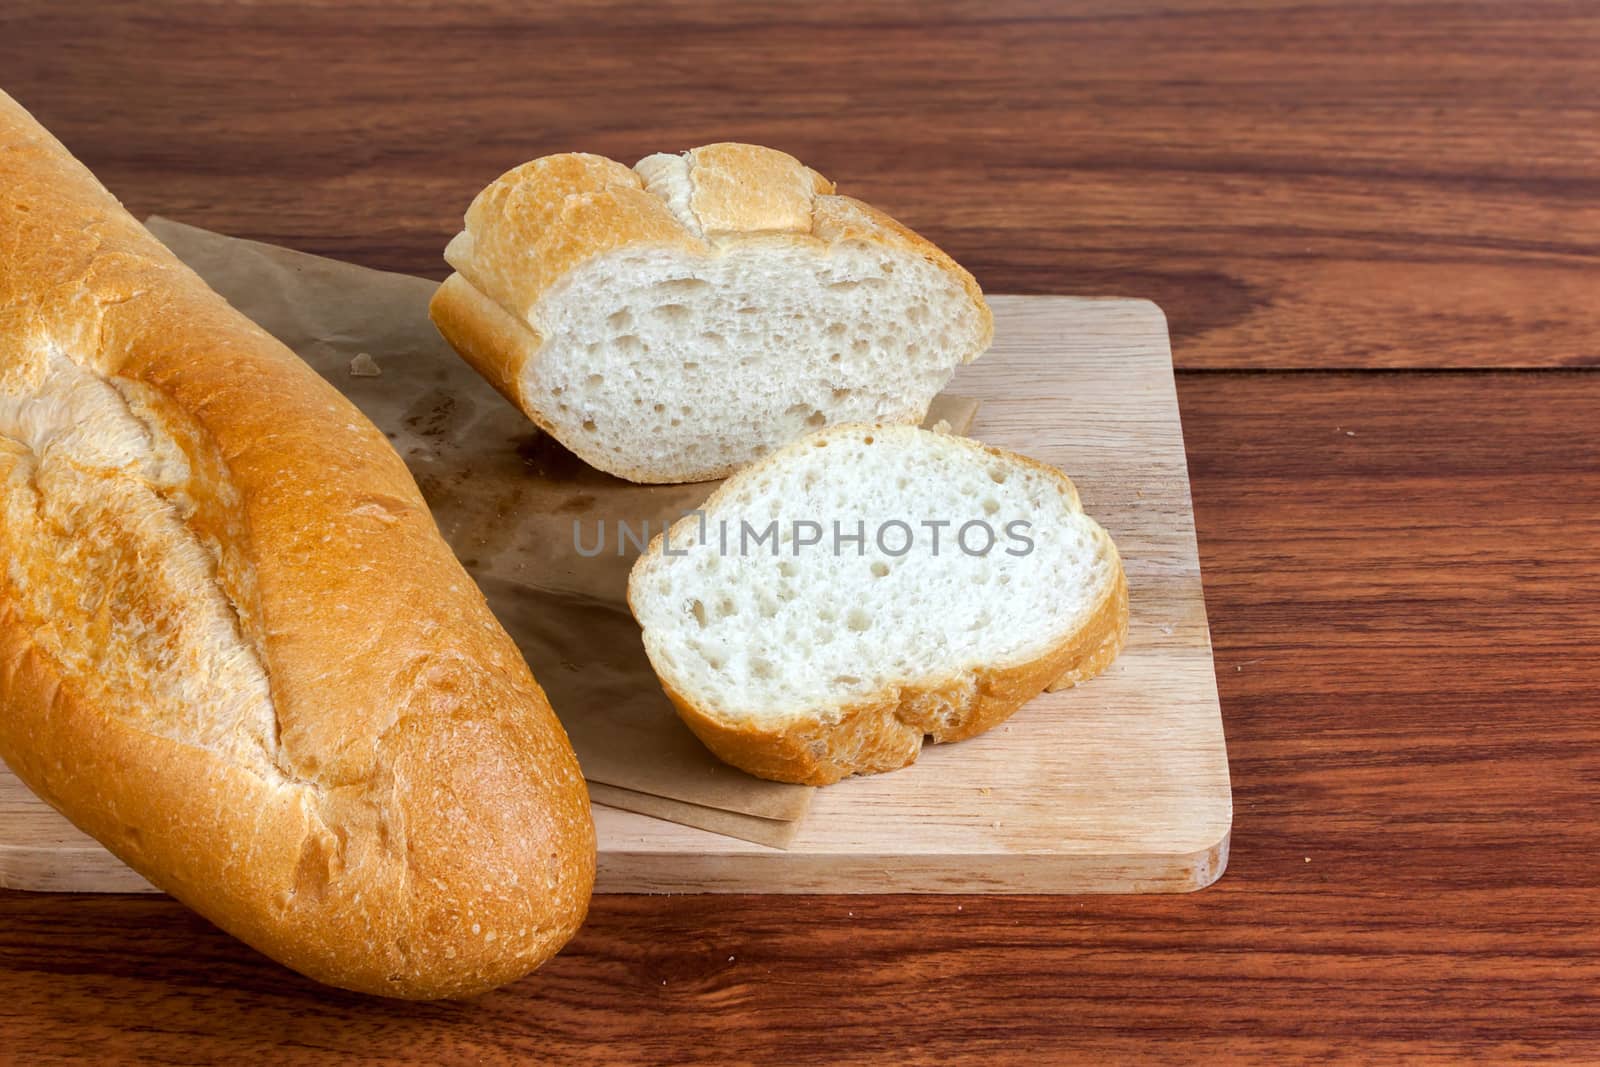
[0,296,1230,894]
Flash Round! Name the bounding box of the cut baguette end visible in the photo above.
[430,144,993,485]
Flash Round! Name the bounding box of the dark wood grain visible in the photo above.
[3,372,1598,1062]
[2,1,1597,368]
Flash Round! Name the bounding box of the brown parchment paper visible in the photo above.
[146,217,977,848]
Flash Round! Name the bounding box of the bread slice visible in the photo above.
[430,143,993,484]
[627,425,1129,785]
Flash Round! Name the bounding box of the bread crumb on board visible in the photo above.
[349,352,382,377]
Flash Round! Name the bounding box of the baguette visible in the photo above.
[627,425,1128,785]
[0,91,595,999]
[430,143,993,483]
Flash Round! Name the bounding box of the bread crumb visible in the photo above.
[349,352,382,377]
[979,787,991,796]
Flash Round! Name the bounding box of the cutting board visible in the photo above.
[0,296,1230,894]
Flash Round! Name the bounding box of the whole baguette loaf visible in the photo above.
[431,143,993,483]
[628,425,1128,785]
[0,91,595,998]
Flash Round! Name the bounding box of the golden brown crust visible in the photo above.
[429,272,545,413]
[681,142,834,238]
[0,90,595,998]
[448,152,695,323]
[628,427,1129,786]
[431,144,992,483]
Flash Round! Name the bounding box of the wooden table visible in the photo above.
[3,2,1597,1061]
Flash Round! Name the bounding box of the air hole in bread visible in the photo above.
[658,303,691,324]
[654,277,712,296]
[688,599,707,627]
[846,608,871,632]
[607,309,633,331]
[870,561,889,578]
[581,419,597,432]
